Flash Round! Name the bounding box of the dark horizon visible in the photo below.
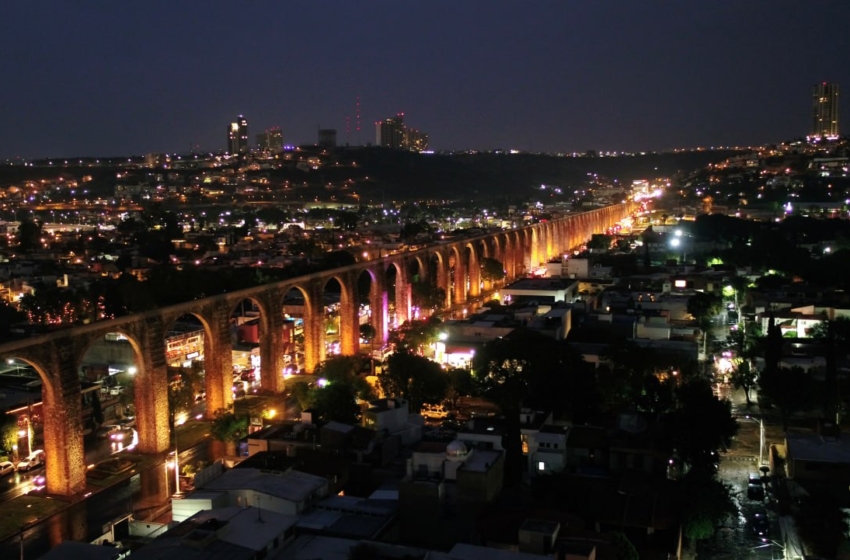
[2,1,849,159]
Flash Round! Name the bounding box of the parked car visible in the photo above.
[750,510,770,541]
[17,450,45,472]
[0,461,15,477]
[747,472,765,500]
[747,482,765,501]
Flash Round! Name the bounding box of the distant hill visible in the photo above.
[326,147,745,200]
[0,147,744,204]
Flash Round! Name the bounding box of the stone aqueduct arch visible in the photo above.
[0,203,634,496]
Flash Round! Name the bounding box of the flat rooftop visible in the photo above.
[786,431,850,464]
[202,467,325,503]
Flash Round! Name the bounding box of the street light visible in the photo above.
[741,415,766,467]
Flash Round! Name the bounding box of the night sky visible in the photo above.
[2,1,849,159]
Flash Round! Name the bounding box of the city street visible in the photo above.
[698,382,804,560]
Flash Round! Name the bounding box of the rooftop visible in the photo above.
[462,449,501,473]
[202,467,326,503]
[786,431,850,464]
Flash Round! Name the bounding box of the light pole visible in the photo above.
[170,412,183,497]
[741,415,766,467]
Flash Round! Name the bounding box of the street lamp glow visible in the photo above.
[670,237,681,248]
[128,366,137,375]
[675,229,683,237]
[438,332,448,341]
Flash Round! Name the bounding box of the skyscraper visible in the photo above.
[375,113,428,151]
[810,83,839,141]
[227,115,249,154]
[376,113,406,149]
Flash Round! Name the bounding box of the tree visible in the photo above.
[687,292,722,357]
[794,495,849,559]
[209,409,249,455]
[730,360,757,407]
[610,532,639,560]
[480,257,506,284]
[16,218,42,253]
[411,283,446,311]
[381,350,447,412]
[666,379,738,475]
[587,233,612,250]
[0,415,18,456]
[292,382,315,411]
[389,317,442,354]
[0,300,25,336]
[679,473,737,544]
[446,368,475,407]
[313,382,361,424]
[758,366,812,430]
[314,355,373,401]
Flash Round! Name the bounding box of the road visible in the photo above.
[0,441,211,560]
[698,381,804,560]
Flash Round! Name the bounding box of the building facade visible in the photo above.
[810,83,840,141]
[256,126,283,153]
[228,115,249,154]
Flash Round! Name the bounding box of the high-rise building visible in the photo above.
[810,83,840,141]
[318,128,337,148]
[375,113,428,151]
[227,115,249,154]
[405,128,429,152]
[256,127,283,152]
[376,113,407,149]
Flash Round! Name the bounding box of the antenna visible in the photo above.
[355,95,361,133]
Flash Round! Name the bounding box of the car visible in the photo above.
[17,450,45,472]
[747,482,765,501]
[0,461,15,477]
[110,427,135,443]
[750,510,770,541]
[109,385,126,396]
[748,472,762,485]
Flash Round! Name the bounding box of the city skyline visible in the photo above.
[2,1,850,158]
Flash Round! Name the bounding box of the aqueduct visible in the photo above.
[0,202,634,495]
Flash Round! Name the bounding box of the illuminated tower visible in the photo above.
[227,115,249,154]
[376,113,406,149]
[256,127,283,152]
[810,83,839,141]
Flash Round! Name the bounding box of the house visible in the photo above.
[131,506,298,560]
[362,398,422,446]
